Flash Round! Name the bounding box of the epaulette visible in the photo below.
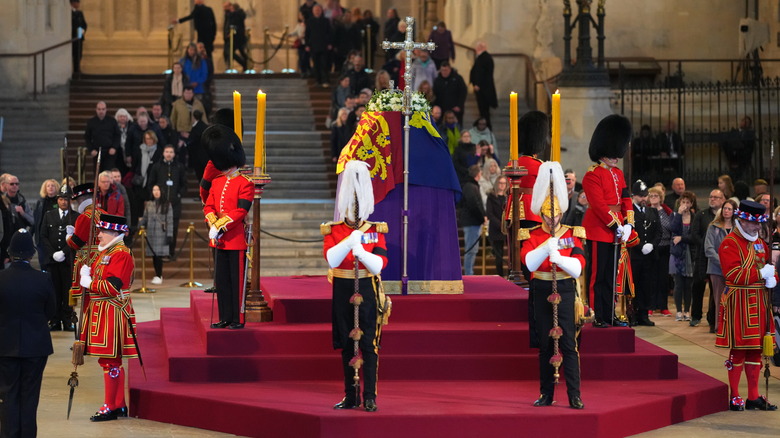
[366,220,389,234]
[241,174,253,183]
[587,164,599,172]
[320,221,341,235]
[517,225,540,241]
[572,226,586,239]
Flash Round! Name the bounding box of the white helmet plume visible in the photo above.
[338,160,374,222]
[531,161,569,216]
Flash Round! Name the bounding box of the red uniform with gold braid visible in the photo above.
[513,155,542,225]
[322,220,388,409]
[715,200,778,411]
[204,168,253,326]
[76,213,136,421]
[520,224,585,403]
[199,160,220,204]
[67,204,106,300]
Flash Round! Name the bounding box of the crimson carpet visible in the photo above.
[129,276,726,438]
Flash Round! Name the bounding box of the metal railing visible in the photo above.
[0,37,79,100]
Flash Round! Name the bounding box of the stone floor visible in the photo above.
[33,279,780,438]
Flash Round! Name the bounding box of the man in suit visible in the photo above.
[40,185,79,331]
[71,0,87,75]
[0,229,56,437]
[173,0,217,59]
[629,180,659,326]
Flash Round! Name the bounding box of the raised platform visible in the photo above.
[129,276,726,438]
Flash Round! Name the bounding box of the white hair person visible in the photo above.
[338,160,374,223]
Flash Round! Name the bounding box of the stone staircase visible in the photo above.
[0,87,70,194]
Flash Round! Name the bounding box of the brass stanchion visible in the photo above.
[132,226,156,293]
[282,25,294,73]
[226,25,238,73]
[261,28,274,74]
[180,222,203,287]
[481,224,488,275]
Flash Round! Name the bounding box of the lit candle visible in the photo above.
[551,90,561,162]
[509,92,518,161]
[233,91,242,142]
[255,90,266,170]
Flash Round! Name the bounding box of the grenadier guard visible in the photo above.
[203,124,253,330]
[520,161,586,410]
[716,200,778,411]
[76,214,137,421]
[322,160,388,412]
[582,114,636,328]
[40,185,79,331]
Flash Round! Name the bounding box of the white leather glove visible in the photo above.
[79,274,92,289]
[65,225,75,236]
[760,263,775,280]
[766,276,777,289]
[348,230,364,247]
[546,237,559,254]
[80,265,91,277]
[641,243,654,255]
[621,224,632,243]
[524,245,549,272]
[352,246,383,275]
[209,226,219,240]
[549,251,582,279]
[53,251,66,262]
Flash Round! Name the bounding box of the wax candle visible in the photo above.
[551,90,560,162]
[509,92,518,161]
[255,90,266,170]
[233,91,242,142]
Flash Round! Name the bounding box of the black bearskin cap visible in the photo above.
[588,114,632,162]
[517,111,549,156]
[203,124,246,171]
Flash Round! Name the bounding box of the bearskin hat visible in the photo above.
[517,111,549,156]
[212,108,240,132]
[588,114,632,162]
[203,124,246,171]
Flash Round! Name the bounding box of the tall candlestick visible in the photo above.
[255,90,266,170]
[551,90,561,162]
[509,92,518,161]
[233,91,242,142]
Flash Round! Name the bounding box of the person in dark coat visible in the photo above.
[225,3,248,71]
[458,165,488,276]
[305,5,334,88]
[469,41,498,128]
[40,185,78,331]
[188,109,210,183]
[174,0,217,58]
[146,145,187,258]
[486,175,508,277]
[628,180,659,326]
[0,229,56,437]
[427,21,455,69]
[358,10,379,69]
[433,61,468,125]
[84,101,121,171]
[71,0,87,75]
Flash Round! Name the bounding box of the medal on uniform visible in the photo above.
[101,255,111,264]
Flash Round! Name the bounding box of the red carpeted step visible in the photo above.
[262,276,528,324]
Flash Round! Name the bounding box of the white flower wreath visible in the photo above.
[367,88,432,113]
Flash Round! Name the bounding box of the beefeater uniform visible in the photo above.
[67,204,105,303]
[322,220,388,404]
[204,168,253,325]
[715,201,778,411]
[520,224,585,402]
[583,162,634,321]
[78,225,137,419]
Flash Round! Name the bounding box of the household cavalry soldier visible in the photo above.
[203,124,253,330]
[582,114,637,328]
[511,110,548,349]
[40,184,79,331]
[66,183,106,308]
[322,160,388,413]
[716,200,778,411]
[76,213,137,421]
[520,161,586,410]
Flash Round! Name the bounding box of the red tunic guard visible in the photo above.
[204,168,253,251]
[581,162,634,243]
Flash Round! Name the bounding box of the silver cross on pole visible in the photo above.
[381,17,436,115]
[380,17,436,295]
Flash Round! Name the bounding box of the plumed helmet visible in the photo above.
[531,161,568,217]
[9,229,35,260]
[588,114,632,162]
[203,124,246,171]
[517,111,549,156]
[337,160,374,222]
